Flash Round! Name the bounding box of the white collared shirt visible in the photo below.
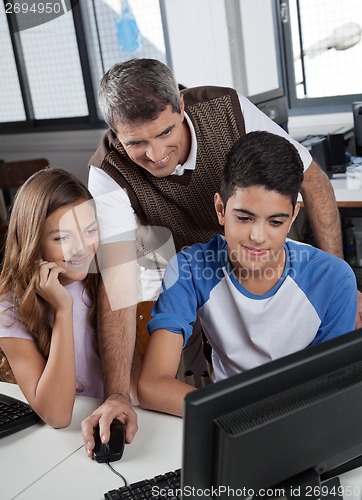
[170,112,197,176]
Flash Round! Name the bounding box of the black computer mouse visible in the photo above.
[93,419,125,463]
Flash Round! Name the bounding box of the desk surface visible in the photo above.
[331,173,362,207]
[297,172,362,208]
[0,382,182,500]
[3,384,362,500]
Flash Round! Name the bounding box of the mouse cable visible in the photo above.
[107,461,128,487]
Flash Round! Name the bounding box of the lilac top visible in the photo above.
[0,281,103,399]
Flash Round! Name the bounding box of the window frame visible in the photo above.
[1,0,105,134]
[278,0,362,115]
[1,0,171,134]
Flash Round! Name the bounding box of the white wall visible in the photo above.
[162,0,233,88]
[239,0,279,96]
[0,129,104,185]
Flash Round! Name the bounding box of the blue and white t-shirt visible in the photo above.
[148,235,357,381]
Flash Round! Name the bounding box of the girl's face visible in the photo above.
[41,200,98,285]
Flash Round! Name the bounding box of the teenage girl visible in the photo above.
[0,168,103,428]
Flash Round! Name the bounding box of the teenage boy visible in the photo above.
[138,131,357,417]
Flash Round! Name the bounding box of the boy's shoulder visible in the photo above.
[286,239,355,280]
[180,234,227,263]
[286,238,340,261]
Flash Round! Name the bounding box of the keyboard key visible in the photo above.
[104,469,181,500]
[0,393,40,438]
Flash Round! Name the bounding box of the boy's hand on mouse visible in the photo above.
[36,260,73,311]
[81,393,138,458]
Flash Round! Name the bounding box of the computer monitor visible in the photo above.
[182,328,362,499]
[249,89,289,132]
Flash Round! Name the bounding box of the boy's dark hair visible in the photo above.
[220,131,304,210]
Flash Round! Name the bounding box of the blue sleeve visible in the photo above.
[312,269,357,345]
[147,252,198,347]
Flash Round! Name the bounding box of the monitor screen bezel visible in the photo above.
[182,328,362,496]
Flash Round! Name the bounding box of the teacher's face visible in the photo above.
[114,96,191,178]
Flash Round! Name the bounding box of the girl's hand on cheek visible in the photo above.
[36,261,73,312]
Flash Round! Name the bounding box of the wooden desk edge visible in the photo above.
[336,201,362,208]
[299,201,362,208]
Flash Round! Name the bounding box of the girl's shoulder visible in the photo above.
[0,296,31,340]
[0,294,16,317]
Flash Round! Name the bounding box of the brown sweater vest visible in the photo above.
[90,86,245,253]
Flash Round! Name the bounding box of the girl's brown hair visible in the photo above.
[0,168,100,382]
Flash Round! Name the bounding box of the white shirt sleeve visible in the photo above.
[88,166,137,243]
[88,165,165,301]
[239,94,313,172]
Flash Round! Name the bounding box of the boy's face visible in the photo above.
[214,186,300,278]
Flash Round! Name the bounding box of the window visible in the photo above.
[0,0,169,132]
[279,0,362,113]
[83,0,168,121]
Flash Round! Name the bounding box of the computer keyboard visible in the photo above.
[104,469,344,500]
[0,392,40,438]
[104,468,181,500]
